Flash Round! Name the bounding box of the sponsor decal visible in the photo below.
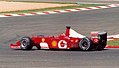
[11,46,20,49]
[58,40,67,49]
[40,38,49,49]
[52,40,57,47]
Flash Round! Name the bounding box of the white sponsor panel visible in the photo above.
[40,43,49,49]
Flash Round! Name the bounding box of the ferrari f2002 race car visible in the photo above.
[10,26,107,51]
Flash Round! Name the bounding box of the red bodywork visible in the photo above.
[10,26,106,50]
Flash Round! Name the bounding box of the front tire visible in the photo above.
[20,37,33,50]
[79,37,93,51]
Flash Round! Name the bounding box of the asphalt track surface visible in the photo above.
[0,7,119,68]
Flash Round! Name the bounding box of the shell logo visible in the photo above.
[52,40,57,47]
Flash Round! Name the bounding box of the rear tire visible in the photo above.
[79,37,93,51]
[20,37,33,50]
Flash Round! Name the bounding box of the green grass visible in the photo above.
[0,0,106,4]
[0,4,106,14]
[107,39,119,46]
[0,0,14,1]
[12,1,76,4]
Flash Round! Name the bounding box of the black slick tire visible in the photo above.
[79,37,93,51]
[20,37,33,50]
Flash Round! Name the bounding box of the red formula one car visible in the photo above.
[10,26,107,51]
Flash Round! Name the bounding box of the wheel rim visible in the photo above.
[22,40,27,46]
[79,38,91,51]
[21,39,28,48]
[81,40,89,50]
